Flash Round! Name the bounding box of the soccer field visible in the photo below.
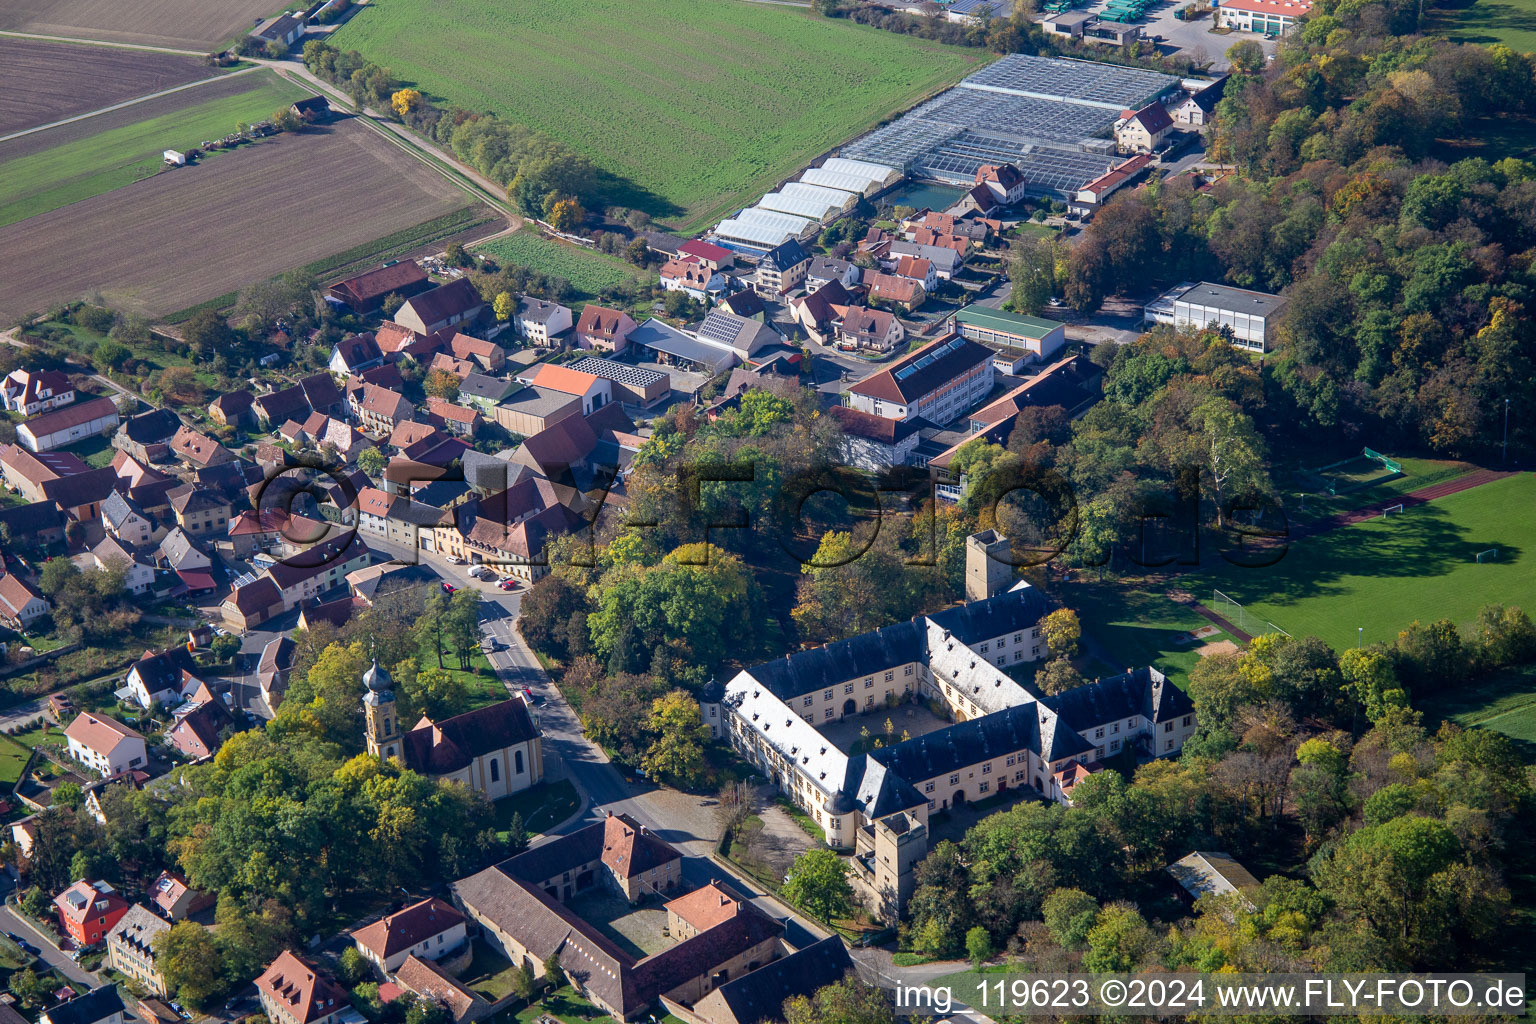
[1195,472,1536,651]
[330,0,987,230]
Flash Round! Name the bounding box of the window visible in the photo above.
[980,643,989,653]
[830,818,840,831]
[824,690,833,701]
[1094,727,1104,739]
[490,759,500,783]
[1110,739,1120,752]
[1111,722,1119,734]
[803,696,813,707]
[1183,715,1193,726]
[904,665,914,676]
[1014,651,1022,662]
[1006,755,1016,767]
[1014,770,1027,781]
[824,709,833,719]
[924,781,935,793]
[928,800,936,810]
[1165,739,1174,751]
[982,764,991,774]
[514,750,524,774]
[384,718,393,736]
[844,684,854,694]
[1096,747,1104,759]
[865,695,874,706]
[1031,645,1041,657]
[949,774,959,785]
[1014,632,1023,643]
[1128,717,1138,728]
[979,781,989,793]
[1164,721,1174,733]
[864,679,874,689]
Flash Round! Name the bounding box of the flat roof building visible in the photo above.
[1144,281,1289,353]
[952,305,1068,369]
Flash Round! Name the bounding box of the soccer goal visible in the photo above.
[1213,589,1290,637]
[1476,548,1499,563]
[1381,503,1405,518]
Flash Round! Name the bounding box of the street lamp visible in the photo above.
[1358,626,1363,649]
[1503,398,1510,464]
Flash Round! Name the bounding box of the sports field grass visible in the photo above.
[1064,578,1237,690]
[1191,472,1536,651]
[1285,455,1473,527]
[476,230,653,301]
[331,0,988,230]
[1420,662,1536,756]
[0,70,310,228]
[1427,0,1536,51]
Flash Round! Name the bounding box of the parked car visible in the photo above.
[497,579,518,591]
[441,582,457,593]
[445,555,464,564]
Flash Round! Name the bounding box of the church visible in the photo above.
[363,660,545,800]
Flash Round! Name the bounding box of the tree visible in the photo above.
[1227,39,1265,74]
[782,848,853,922]
[445,590,481,670]
[52,781,83,810]
[338,946,370,984]
[1083,905,1155,972]
[19,886,51,919]
[506,811,529,853]
[183,309,236,360]
[273,107,302,132]
[424,368,461,402]
[493,291,515,322]
[782,976,894,1024]
[357,446,387,477]
[965,925,994,966]
[1042,887,1098,949]
[7,969,50,1009]
[640,690,709,788]
[155,921,228,1009]
[542,952,565,990]
[548,198,585,232]
[1008,235,1055,315]
[1037,658,1083,695]
[382,292,406,316]
[625,238,650,265]
[511,962,535,1001]
[391,88,423,118]
[1040,608,1081,658]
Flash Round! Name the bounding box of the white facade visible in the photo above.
[1144,281,1288,352]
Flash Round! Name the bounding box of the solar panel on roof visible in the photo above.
[895,366,917,380]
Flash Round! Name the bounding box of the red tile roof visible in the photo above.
[351,897,465,959]
[256,951,349,1024]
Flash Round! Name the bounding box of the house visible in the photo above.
[892,255,938,293]
[291,95,330,121]
[575,305,639,354]
[264,533,374,611]
[169,426,233,470]
[445,333,506,373]
[565,357,670,408]
[1069,153,1153,217]
[847,335,994,423]
[492,385,584,436]
[1171,77,1227,126]
[694,309,780,359]
[678,239,735,271]
[864,271,925,312]
[207,390,256,427]
[806,256,860,290]
[327,262,431,312]
[718,289,766,320]
[452,374,518,416]
[40,988,126,1024]
[1115,102,1174,154]
[835,306,904,354]
[425,352,476,381]
[394,279,485,336]
[252,11,306,45]
[525,364,613,416]
[660,259,726,303]
[1217,0,1311,32]
[350,897,467,973]
[975,163,1028,205]
[54,881,131,946]
[375,321,430,358]
[0,501,66,549]
[105,904,172,995]
[167,485,232,538]
[514,298,573,346]
[789,280,853,345]
[167,698,233,760]
[329,334,385,376]
[425,397,483,437]
[1144,281,1289,353]
[258,635,296,710]
[112,409,182,463]
[389,956,490,1024]
[149,870,215,921]
[17,396,120,453]
[256,951,353,1024]
[0,573,49,629]
[126,646,204,708]
[65,712,148,776]
[0,444,88,503]
[829,406,926,469]
[1167,850,1262,909]
[351,384,416,436]
[680,936,852,1024]
[76,536,156,595]
[887,240,961,280]
[454,813,781,1021]
[222,576,284,631]
[1,369,74,415]
[952,305,1068,368]
[751,238,811,297]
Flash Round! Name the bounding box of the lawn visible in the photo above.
[491,779,580,837]
[1063,577,1237,690]
[1186,472,1536,651]
[0,70,312,228]
[1420,662,1536,758]
[1285,454,1474,528]
[331,0,988,229]
[1427,0,1536,51]
[476,230,651,302]
[461,941,524,1002]
[0,735,33,787]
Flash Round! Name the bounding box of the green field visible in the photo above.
[1421,662,1536,754]
[477,230,651,301]
[1286,455,1473,527]
[1192,472,1536,651]
[331,0,988,229]
[1065,578,1237,690]
[1428,0,1536,52]
[0,70,310,227]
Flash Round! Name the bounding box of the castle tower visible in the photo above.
[965,529,1011,603]
[362,659,399,760]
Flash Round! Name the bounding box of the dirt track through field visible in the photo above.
[0,0,275,51]
[0,38,222,136]
[0,120,474,319]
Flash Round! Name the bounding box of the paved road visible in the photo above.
[0,65,261,144]
[0,904,100,987]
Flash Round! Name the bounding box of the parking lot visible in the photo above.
[1057,2,1280,69]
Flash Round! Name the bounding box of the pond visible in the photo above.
[879,180,967,213]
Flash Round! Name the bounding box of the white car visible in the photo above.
[445,555,465,565]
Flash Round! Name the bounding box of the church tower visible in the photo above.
[363,659,399,761]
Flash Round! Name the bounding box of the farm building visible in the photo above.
[162,150,186,166]
[327,261,431,312]
[798,166,882,197]
[755,189,846,224]
[252,12,307,45]
[565,357,671,408]
[630,319,739,375]
[17,397,121,453]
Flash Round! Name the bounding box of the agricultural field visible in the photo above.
[0,120,481,320]
[1187,472,1536,651]
[0,0,277,51]
[1428,0,1536,52]
[0,39,226,138]
[331,0,989,230]
[0,69,313,228]
[476,230,653,301]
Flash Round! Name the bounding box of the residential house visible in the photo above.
[168,426,233,471]
[1,369,74,415]
[575,305,638,354]
[207,391,256,428]
[166,485,232,538]
[388,957,490,1024]
[148,871,215,921]
[694,309,780,359]
[54,880,131,946]
[252,384,307,428]
[678,239,735,271]
[258,635,296,710]
[892,255,938,293]
[112,409,182,463]
[158,528,213,575]
[975,163,1028,205]
[219,573,282,632]
[524,364,613,416]
[17,396,120,453]
[950,183,1000,217]
[167,698,233,760]
[424,398,482,437]
[375,322,435,361]
[351,384,416,436]
[425,352,476,380]
[660,259,725,303]
[1170,77,1227,125]
[260,534,374,612]
[125,646,203,708]
[75,536,156,595]
[680,936,852,1024]
[828,406,926,470]
[256,951,354,1024]
[1114,102,1173,153]
[789,280,853,345]
[847,335,994,423]
[0,501,66,549]
[105,904,172,995]
[0,444,88,503]
[40,988,126,1024]
[1068,153,1152,217]
[864,271,925,312]
[565,357,670,408]
[446,333,506,373]
[887,240,961,280]
[806,256,860,290]
[514,298,573,346]
[751,238,811,297]
[835,306,904,354]
[349,897,467,973]
[326,262,431,313]
[455,374,521,416]
[393,279,485,336]
[0,573,49,629]
[329,334,385,377]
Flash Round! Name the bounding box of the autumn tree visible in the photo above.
[424,368,461,402]
[391,88,423,118]
[1040,608,1081,658]
[547,198,585,232]
[493,291,515,322]
[155,921,228,1009]
[640,690,709,788]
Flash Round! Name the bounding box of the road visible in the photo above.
[1,327,140,408]
[0,904,100,987]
